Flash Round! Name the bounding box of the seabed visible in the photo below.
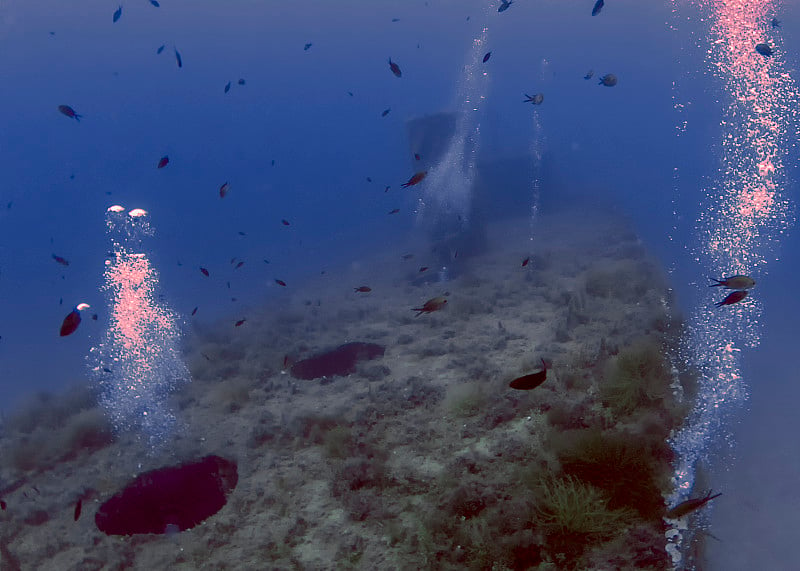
[0,209,697,570]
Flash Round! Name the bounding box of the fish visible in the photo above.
[771,18,781,28]
[388,58,402,78]
[366,177,372,182]
[191,306,198,316]
[709,275,755,290]
[523,93,544,105]
[598,74,618,86]
[157,155,169,169]
[715,290,747,307]
[412,296,447,316]
[304,43,313,51]
[112,5,122,23]
[419,266,429,273]
[238,78,246,85]
[401,171,428,188]
[382,108,391,117]
[200,267,210,277]
[354,286,372,292]
[275,279,287,287]
[755,43,774,57]
[388,208,400,215]
[60,304,87,336]
[401,254,414,260]
[224,81,231,93]
[584,69,594,80]
[509,359,548,390]
[235,319,246,327]
[58,105,82,121]
[498,0,513,12]
[74,498,82,521]
[235,261,245,269]
[414,153,421,161]
[0,500,6,510]
[219,182,230,198]
[91,314,98,321]
[150,0,160,6]
[665,490,722,519]
[521,257,530,267]
[392,18,400,22]
[157,44,165,54]
[52,254,70,266]
[483,52,492,63]
[174,47,183,68]
[281,219,290,226]
[591,0,604,16]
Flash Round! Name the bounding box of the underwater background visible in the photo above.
[0,0,799,569]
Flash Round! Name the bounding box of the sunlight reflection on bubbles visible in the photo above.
[87,206,190,450]
[669,0,798,564]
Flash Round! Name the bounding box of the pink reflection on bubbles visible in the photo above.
[88,206,190,450]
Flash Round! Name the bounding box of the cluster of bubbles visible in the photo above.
[87,205,190,450]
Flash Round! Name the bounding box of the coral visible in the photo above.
[536,475,633,537]
[599,339,672,417]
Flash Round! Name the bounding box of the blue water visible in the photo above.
[0,0,798,567]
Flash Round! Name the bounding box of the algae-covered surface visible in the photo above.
[0,210,695,570]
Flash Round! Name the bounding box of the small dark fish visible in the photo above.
[174,47,183,68]
[52,254,70,266]
[584,69,594,80]
[102,367,112,373]
[275,279,287,287]
[755,43,774,57]
[382,108,391,117]
[524,93,544,105]
[402,171,428,188]
[598,74,618,86]
[391,18,400,22]
[235,319,246,327]
[74,498,82,521]
[412,296,447,316]
[58,105,82,121]
[304,42,313,51]
[0,499,6,510]
[709,275,755,290]
[414,153,421,161]
[191,306,198,316]
[509,359,547,390]
[715,290,748,307]
[238,78,246,85]
[366,177,372,182]
[419,266,429,273]
[271,159,276,166]
[384,185,391,192]
[665,491,722,519]
[112,5,122,23]
[591,0,604,16]
[200,267,209,277]
[521,257,530,267]
[263,259,271,264]
[281,219,290,226]
[354,286,372,292]
[483,52,491,63]
[150,0,160,6]
[235,261,245,269]
[238,231,246,236]
[91,314,98,321]
[401,254,414,260]
[388,208,400,215]
[157,44,165,54]
[224,81,231,93]
[348,91,354,97]
[201,353,211,361]
[60,308,82,336]
[771,18,781,28]
[498,0,512,12]
[157,155,169,169]
[219,182,230,198]
[388,58,402,78]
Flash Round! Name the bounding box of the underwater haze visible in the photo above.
[1,0,799,569]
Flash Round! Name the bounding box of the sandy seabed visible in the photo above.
[0,209,696,570]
